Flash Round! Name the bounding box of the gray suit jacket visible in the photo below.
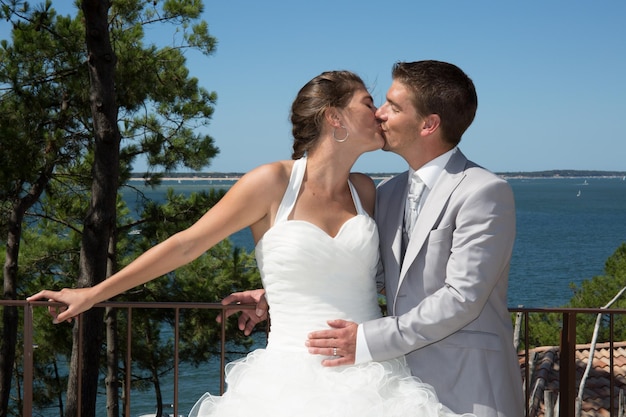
[364,149,524,417]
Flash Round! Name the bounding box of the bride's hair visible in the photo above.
[290,71,365,159]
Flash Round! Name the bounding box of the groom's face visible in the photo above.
[375,80,423,158]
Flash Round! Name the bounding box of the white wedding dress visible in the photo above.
[189,157,474,417]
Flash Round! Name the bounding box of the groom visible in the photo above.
[305,60,524,417]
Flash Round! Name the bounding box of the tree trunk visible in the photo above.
[0,204,23,417]
[66,1,120,416]
[152,368,164,417]
[105,234,119,417]
[105,307,119,417]
[1,175,51,416]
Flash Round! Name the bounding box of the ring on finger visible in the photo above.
[333,347,337,356]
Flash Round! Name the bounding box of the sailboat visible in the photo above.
[576,190,581,197]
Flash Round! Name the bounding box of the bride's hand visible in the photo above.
[306,319,357,366]
[27,288,95,324]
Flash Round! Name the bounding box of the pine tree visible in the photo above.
[0,1,232,415]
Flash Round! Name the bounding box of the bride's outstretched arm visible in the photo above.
[27,163,288,324]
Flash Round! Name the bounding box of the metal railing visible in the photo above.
[3,300,626,417]
[5,300,260,417]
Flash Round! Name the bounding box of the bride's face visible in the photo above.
[340,88,384,153]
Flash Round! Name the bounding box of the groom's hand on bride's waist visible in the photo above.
[217,289,268,336]
[306,319,357,366]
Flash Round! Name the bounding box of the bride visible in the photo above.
[29,70,474,417]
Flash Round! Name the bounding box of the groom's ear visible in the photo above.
[421,114,441,135]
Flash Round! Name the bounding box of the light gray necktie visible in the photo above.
[404,173,425,239]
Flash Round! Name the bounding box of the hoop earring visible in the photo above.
[333,125,349,143]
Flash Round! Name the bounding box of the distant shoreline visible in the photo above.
[499,174,626,180]
[130,170,626,182]
[128,176,397,181]
[128,177,242,181]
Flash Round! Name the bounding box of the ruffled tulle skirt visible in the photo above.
[188,348,474,417]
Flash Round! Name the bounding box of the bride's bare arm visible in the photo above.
[28,162,289,323]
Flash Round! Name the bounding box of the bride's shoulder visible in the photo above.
[237,160,293,197]
[247,160,293,182]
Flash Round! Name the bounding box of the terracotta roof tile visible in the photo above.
[520,341,626,416]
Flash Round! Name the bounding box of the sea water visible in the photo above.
[508,177,626,307]
[126,176,626,308]
[116,175,626,416]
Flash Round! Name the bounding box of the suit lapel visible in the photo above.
[396,151,468,292]
[382,173,408,281]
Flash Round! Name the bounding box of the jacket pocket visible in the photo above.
[427,225,452,243]
[439,329,501,352]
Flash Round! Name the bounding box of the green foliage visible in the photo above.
[177,243,262,361]
[525,243,626,348]
[29,304,73,413]
[604,243,626,281]
[566,243,626,343]
[112,187,261,403]
[0,0,87,202]
[108,0,220,177]
[1,0,220,195]
[522,312,562,349]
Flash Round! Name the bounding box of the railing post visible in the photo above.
[610,313,615,417]
[125,307,132,417]
[524,311,530,417]
[23,304,33,417]
[77,315,83,416]
[174,308,180,417]
[220,305,227,395]
[561,311,577,417]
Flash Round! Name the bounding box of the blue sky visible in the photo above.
[5,1,626,173]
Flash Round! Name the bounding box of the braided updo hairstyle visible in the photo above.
[290,71,366,159]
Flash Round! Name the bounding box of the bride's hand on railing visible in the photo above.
[217,288,268,336]
[27,288,96,324]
